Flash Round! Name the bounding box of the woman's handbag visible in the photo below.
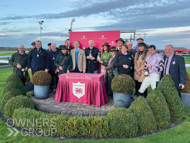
[55,56,67,74]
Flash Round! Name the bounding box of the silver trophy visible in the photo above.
[89,50,92,59]
[97,52,100,61]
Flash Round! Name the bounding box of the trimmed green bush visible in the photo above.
[158,74,176,88]
[146,88,171,129]
[182,72,190,93]
[43,115,109,138]
[130,96,157,134]
[1,88,23,97]
[32,71,52,86]
[4,95,34,118]
[107,108,138,138]
[6,73,23,85]
[158,75,184,123]
[0,92,15,114]
[111,74,135,94]
[13,108,47,130]
[52,113,71,137]
[2,81,26,96]
[13,108,110,138]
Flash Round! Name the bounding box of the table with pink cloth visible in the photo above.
[55,73,108,107]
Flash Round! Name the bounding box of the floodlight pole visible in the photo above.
[39,21,44,42]
[69,18,75,32]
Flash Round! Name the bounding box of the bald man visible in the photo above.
[161,45,186,98]
[48,43,60,92]
[9,45,29,85]
[127,41,137,58]
[64,40,73,53]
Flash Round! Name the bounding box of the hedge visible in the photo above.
[13,108,110,138]
[107,108,138,138]
[158,75,184,123]
[1,88,23,97]
[182,72,190,93]
[4,95,34,118]
[130,96,157,134]
[2,81,26,96]
[12,107,47,130]
[146,88,171,129]
[6,73,23,85]
[0,92,15,114]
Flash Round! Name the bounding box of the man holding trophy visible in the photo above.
[85,40,99,73]
[138,45,164,97]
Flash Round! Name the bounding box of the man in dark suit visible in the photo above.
[48,43,60,92]
[28,40,49,75]
[85,40,99,73]
[47,43,52,51]
[161,45,186,97]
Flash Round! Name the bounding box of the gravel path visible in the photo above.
[29,90,115,116]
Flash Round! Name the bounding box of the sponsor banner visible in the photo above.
[69,31,120,52]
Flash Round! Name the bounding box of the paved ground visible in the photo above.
[0,66,12,70]
[28,90,116,116]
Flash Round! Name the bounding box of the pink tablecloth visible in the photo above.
[55,73,108,107]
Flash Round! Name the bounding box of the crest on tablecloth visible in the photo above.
[72,82,85,98]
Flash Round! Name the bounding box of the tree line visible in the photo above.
[0,47,33,51]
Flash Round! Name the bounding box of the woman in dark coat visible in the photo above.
[54,45,72,76]
[114,44,134,77]
[100,47,118,96]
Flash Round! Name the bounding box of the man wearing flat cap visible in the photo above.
[47,43,52,51]
[28,42,36,55]
[116,38,125,52]
[31,42,35,49]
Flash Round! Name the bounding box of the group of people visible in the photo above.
[9,37,186,98]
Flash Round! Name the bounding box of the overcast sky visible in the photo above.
[0,0,190,49]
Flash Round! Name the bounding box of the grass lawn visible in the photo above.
[0,68,190,142]
[0,64,10,67]
[0,50,29,56]
[0,51,17,56]
[185,58,190,64]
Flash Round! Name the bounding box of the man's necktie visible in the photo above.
[164,57,169,76]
